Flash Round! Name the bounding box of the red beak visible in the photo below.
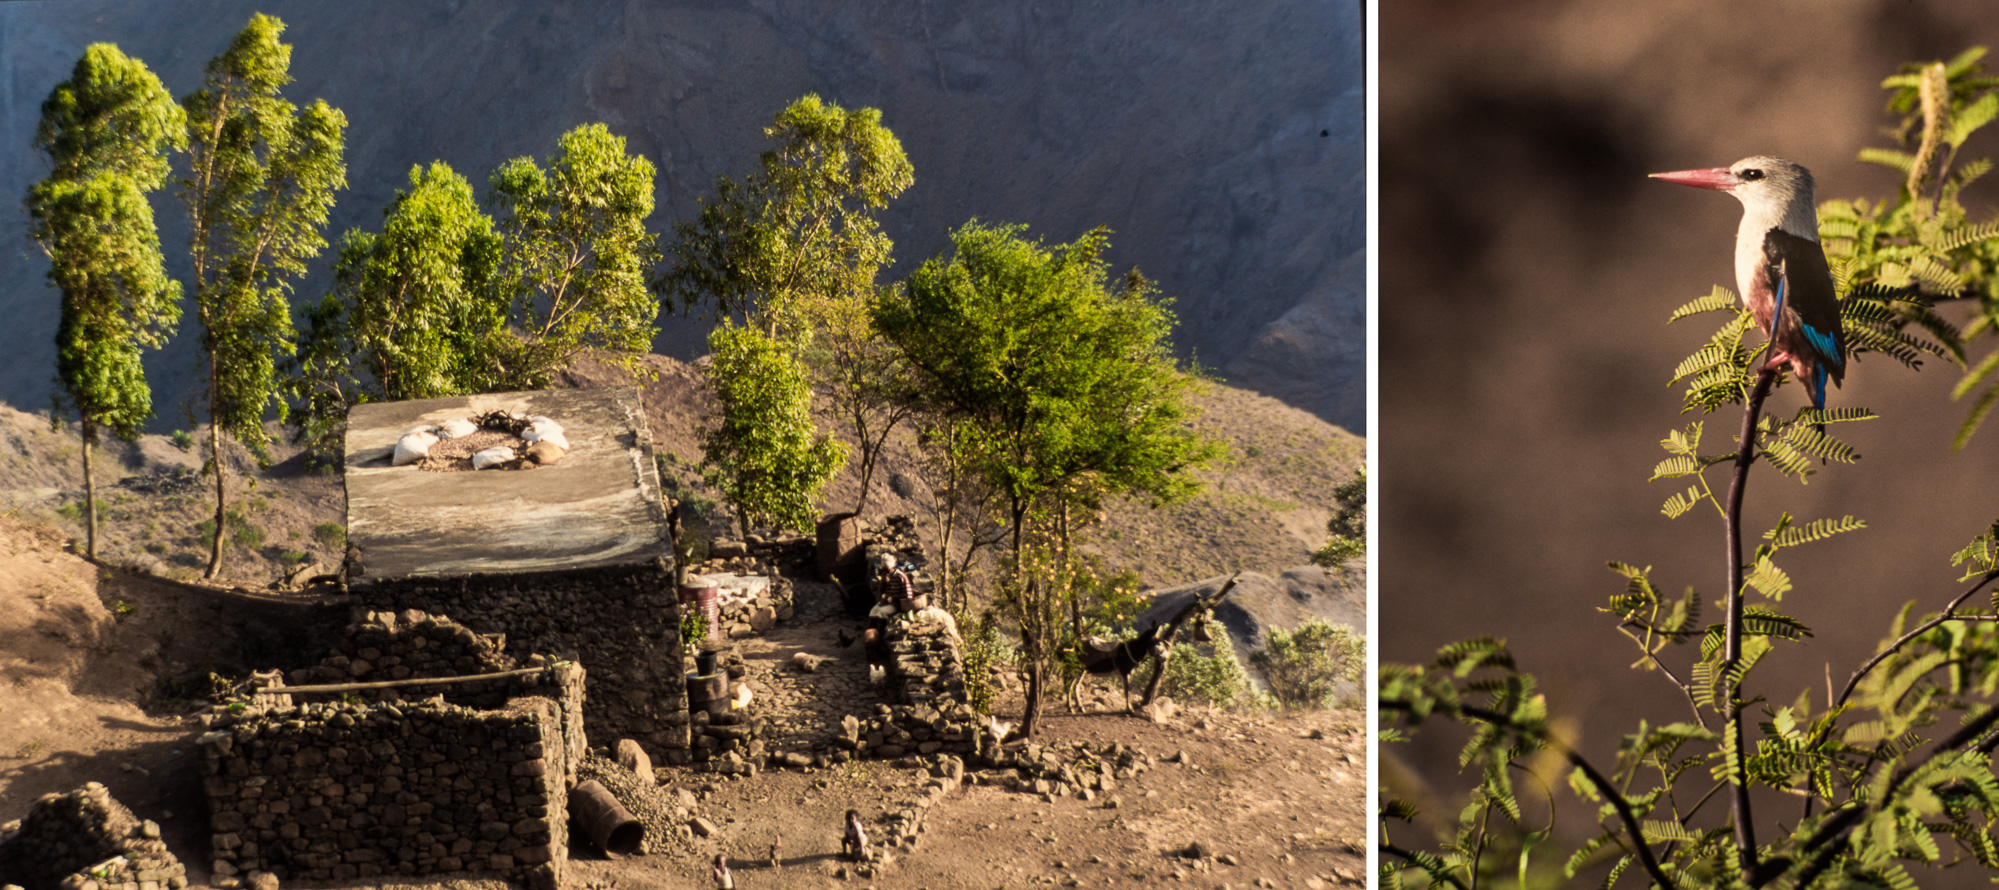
[1649,167,1739,190]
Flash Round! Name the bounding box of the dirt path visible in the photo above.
[721,579,895,760]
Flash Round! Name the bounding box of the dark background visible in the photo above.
[1383,0,1999,858]
[0,0,1363,431]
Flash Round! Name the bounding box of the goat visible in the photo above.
[1065,623,1169,713]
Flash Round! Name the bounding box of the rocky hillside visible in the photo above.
[1,351,1359,604]
[0,0,1363,431]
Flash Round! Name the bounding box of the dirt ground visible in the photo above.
[0,512,1366,889]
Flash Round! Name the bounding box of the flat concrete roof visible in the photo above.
[343,387,672,580]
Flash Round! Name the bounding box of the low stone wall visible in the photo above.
[831,617,990,763]
[197,685,576,889]
[352,560,687,758]
[0,783,185,890]
[292,609,516,704]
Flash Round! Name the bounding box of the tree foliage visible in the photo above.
[875,220,1221,737]
[1315,466,1367,568]
[1381,48,1999,890]
[700,321,846,536]
[488,123,660,387]
[28,43,184,559]
[659,93,913,335]
[179,13,346,578]
[291,162,504,455]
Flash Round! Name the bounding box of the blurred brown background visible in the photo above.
[1383,0,1999,854]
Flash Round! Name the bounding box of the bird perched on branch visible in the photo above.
[844,809,871,861]
[1651,156,1847,415]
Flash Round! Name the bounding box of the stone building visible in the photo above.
[340,387,690,759]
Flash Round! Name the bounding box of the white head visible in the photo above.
[1650,156,1818,238]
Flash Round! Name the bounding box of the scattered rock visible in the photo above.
[690,815,719,837]
[615,738,654,785]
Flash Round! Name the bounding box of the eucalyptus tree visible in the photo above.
[179,12,347,579]
[28,43,184,559]
[875,221,1221,737]
[658,94,913,337]
[487,123,660,387]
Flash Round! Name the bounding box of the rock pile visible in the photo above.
[290,610,517,707]
[836,699,987,762]
[987,741,1159,801]
[0,782,186,890]
[695,532,815,579]
[572,754,699,855]
[197,692,574,889]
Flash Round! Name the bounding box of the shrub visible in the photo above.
[170,429,193,450]
[1159,621,1255,708]
[311,521,346,550]
[1250,619,1364,709]
[956,608,1017,715]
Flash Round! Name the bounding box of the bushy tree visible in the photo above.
[179,13,346,578]
[291,162,503,455]
[488,123,660,387]
[875,220,1222,737]
[701,321,846,536]
[28,43,184,559]
[1251,619,1365,709]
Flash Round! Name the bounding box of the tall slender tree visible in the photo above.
[658,94,913,337]
[179,13,346,579]
[28,44,185,560]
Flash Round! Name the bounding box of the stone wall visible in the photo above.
[0,783,185,890]
[197,682,577,889]
[831,616,991,763]
[351,560,687,758]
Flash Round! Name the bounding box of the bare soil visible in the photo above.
[1,351,1364,888]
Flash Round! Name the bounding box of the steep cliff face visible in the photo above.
[0,0,1363,431]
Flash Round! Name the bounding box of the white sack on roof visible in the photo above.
[471,445,516,470]
[392,430,439,466]
[436,418,478,439]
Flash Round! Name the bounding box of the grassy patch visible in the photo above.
[312,521,346,550]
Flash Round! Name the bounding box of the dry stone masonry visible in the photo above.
[353,562,687,761]
[0,783,186,890]
[196,675,580,889]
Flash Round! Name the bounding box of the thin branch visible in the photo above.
[1380,843,1470,890]
[1721,366,1780,879]
[1622,623,1712,731]
[1833,571,1999,709]
[1386,701,1680,890]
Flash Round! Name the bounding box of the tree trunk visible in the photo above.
[1021,644,1045,739]
[205,374,227,579]
[80,419,97,561]
[1140,648,1172,706]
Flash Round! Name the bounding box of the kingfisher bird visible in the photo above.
[1650,156,1847,415]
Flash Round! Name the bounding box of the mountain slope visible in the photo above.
[0,0,1363,430]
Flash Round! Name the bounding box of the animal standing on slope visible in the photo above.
[1651,156,1847,415]
[1066,623,1171,713]
[844,808,871,862]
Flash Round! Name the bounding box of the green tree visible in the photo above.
[814,285,919,514]
[487,123,659,387]
[875,221,1222,738]
[701,321,846,536]
[1315,467,1366,568]
[28,44,184,560]
[179,13,346,579]
[291,162,503,455]
[658,94,913,337]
